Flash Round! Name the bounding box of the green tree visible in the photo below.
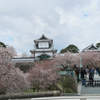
[60,49,66,53]
[61,75,77,93]
[0,42,6,48]
[96,42,100,48]
[60,44,79,53]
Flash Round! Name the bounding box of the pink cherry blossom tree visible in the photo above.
[54,52,78,69]
[54,51,100,69]
[21,52,29,57]
[0,46,29,94]
[28,60,60,92]
[79,51,100,67]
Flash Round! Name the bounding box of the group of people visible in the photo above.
[74,66,100,85]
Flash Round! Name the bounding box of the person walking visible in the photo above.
[89,69,94,86]
[91,67,94,77]
[96,66,99,75]
[74,66,80,83]
[81,67,85,85]
[98,66,100,76]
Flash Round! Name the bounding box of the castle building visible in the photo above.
[30,34,57,61]
[12,34,57,63]
[82,44,100,52]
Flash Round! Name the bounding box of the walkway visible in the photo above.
[31,96,100,100]
[9,96,100,100]
[81,74,100,94]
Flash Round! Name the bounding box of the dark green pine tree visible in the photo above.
[60,44,79,53]
[0,42,6,48]
[96,42,100,48]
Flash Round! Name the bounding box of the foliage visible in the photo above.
[28,60,60,92]
[78,51,99,67]
[54,52,77,69]
[55,50,100,69]
[61,75,77,93]
[21,53,29,57]
[15,63,34,73]
[0,46,29,94]
[60,44,79,53]
[96,42,100,48]
[24,89,33,93]
[60,49,66,53]
[0,82,6,94]
[0,42,6,48]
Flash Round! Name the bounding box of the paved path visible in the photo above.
[8,98,32,100]
[9,96,100,100]
[81,74,100,94]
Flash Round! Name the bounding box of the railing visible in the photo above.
[85,80,100,87]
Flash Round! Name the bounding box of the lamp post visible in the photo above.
[80,58,83,68]
[68,64,70,69]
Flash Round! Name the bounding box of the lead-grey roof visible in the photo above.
[12,57,34,63]
[34,34,53,43]
[82,44,97,52]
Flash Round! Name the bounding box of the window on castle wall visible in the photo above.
[40,55,49,60]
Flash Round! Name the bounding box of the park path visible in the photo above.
[9,96,100,100]
[81,74,100,94]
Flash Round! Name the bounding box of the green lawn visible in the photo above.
[24,89,33,93]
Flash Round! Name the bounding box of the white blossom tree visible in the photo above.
[21,52,29,57]
[28,60,60,92]
[0,46,29,94]
[79,51,100,67]
[54,52,78,69]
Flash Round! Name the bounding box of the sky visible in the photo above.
[0,0,100,56]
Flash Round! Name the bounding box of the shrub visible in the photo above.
[61,75,77,93]
[0,83,6,94]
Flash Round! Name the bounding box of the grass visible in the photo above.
[56,83,75,93]
[24,89,33,93]
[56,83,63,91]
[24,82,75,93]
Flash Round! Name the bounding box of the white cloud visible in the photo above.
[0,0,100,55]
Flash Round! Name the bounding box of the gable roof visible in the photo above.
[82,44,97,52]
[39,34,49,40]
[12,57,34,63]
[34,34,53,43]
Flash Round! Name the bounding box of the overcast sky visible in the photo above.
[0,0,100,56]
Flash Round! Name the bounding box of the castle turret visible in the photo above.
[30,34,57,60]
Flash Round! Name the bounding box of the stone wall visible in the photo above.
[0,91,60,99]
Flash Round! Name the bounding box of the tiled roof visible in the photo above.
[12,57,34,63]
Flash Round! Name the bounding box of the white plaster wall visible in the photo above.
[38,42,49,48]
[12,58,34,63]
[35,52,53,57]
[35,57,40,60]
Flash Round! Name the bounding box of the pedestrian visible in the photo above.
[96,66,99,75]
[98,67,100,76]
[89,69,94,86]
[91,67,94,77]
[84,67,87,75]
[81,67,85,85]
[74,66,80,83]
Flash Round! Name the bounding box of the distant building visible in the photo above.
[12,34,57,72]
[12,34,57,63]
[12,57,34,63]
[30,34,57,61]
[82,44,100,52]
